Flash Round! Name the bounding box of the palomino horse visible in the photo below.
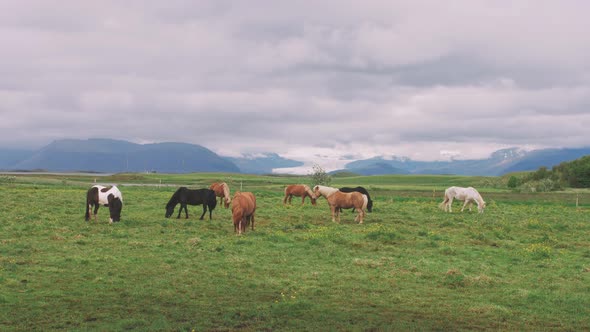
[231,192,256,235]
[85,185,123,223]
[339,186,373,212]
[439,186,486,213]
[165,187,217,220]
[313,185,368,224]
[283,184,317,206]
[210,182,231,208]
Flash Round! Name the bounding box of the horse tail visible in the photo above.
[362,194,368,211]
[85,188,94,221]
[85,201,90,221]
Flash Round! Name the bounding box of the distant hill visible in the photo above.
[8,139,240,173]
[225,153,303,174]
[0,149,34,170]
[344,147,590,176]
[502,148,590,173]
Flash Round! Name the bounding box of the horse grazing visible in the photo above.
[85,185,123,223]
[439,186,486,213]
[283,184,317,206]
[339,186,373,212]
[231,192,256,235]
[165,187,217,220]
[210,182,231,208]
[313,185,368,224]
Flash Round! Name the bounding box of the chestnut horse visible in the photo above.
[283,184,317,206]
[210,182,231,208]
[439,186,486,213]
[313,185,368,224]
[231,192,256,235]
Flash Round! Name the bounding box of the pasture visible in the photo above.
[1,173,590,331]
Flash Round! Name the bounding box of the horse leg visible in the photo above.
[183,204,189,219]
[200,204,207,220]
[208,204,213,220]
[461,200,469,212]
[301,195,306,205]
[283,194,288,205]
[93,205,99,222]
[330,206,337,223]
[357,208,364,224]
[448,197,454,212]
[176,205,182,218]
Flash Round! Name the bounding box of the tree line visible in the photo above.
[508,155,590,191]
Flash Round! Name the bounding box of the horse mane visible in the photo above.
[222,182,231,203]
[166,187,184,209]
[469,187,485,207]
[314,185,339,198]
[303,185,315,198]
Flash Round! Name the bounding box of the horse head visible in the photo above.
[108,196,123,222]
[478,200,487,213]
[165,203,175,218]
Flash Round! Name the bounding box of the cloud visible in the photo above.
[1,1,590,167]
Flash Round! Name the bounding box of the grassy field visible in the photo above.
[1,173,590,331]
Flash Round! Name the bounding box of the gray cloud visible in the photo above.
[1,1,589,169]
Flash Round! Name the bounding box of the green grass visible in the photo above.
[1,174,590,331]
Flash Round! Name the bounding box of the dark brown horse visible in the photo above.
[283,184,317,206]
[231,192,256,235]
[313,185,367,224]
[165,187,217,220]
[210,182,231,208]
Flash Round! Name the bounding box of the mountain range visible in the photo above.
[0,139,299,174]
[0,139,589,175]
[341,147,590,176]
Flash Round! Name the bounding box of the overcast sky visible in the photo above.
[1,1,589,171]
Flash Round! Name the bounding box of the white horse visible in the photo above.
[313,185,368,223]
[439,186,486,213]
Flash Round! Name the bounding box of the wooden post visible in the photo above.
[576,194,579,208]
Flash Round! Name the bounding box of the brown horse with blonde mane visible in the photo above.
[210,182,231,208]
[283,184,317,206]
[313,185,367,224]
[231,192,256,235]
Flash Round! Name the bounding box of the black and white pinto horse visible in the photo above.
[339,186,373,213]
[85,185,123,223]
[165,187,217,220]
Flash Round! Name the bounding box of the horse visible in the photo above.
[313,185,368,224]
[165,187,217,220]
[339,186,373,212]
[85,185,123,223]
[439,186,486,213]
[283,184,317,206]
[210,182,231,208]
[231,192,256,235]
